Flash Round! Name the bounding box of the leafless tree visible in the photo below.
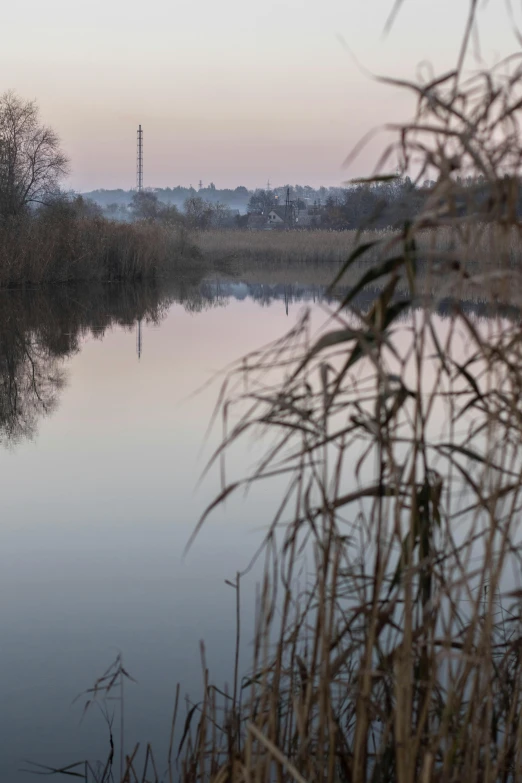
[0,90,69,218]
[184,195,214,229]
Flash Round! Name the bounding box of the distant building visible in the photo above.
[267,206,319,228]
[267,207,289,226]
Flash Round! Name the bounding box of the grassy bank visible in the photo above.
[0,212,201,287]
[200,226,522,305]
[198,227,360,265]
[200,225,522,267]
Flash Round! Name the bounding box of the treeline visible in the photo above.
[84,184,251,216]
[86,175,522,231]
[119,190,239,228]
[85,183,352,218]
[317,176,522,230]
[79,180,426,231]
[83,183,359,218]
[245,176,522,229]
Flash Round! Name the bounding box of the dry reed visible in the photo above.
[0,213,200,287]
[173,5,522,783]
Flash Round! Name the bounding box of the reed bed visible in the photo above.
[0,213,200,287]
[198,228,365,266]
[202,224,522,306]
[201,225,522,272]
[165,247,522,783]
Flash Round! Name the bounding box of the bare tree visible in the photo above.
[130,190,161,222]
[0,91,69,218]
[184,195,214,229]
[211,200,234,227]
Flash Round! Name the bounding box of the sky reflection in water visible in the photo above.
[0,280,518,781]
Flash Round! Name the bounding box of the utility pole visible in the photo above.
[285,187,295,227]
[136,125,143,192]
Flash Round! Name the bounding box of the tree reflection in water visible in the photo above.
[0,275,518,445]
[0,282,176,445]
[0,326,64,444]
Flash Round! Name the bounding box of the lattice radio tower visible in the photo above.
[137,125,143,191]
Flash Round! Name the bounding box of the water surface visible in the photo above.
[0,279,329,780]
[0,279,517,780]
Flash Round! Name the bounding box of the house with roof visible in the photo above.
[267,207,291,226]
[267,206,320,228]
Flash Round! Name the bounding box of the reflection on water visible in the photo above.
[0,319,64,445]
[0,283,171,445]
[0,275,520,781]
[0,279,307,782]
[1,278,519,448]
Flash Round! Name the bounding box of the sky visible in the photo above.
[2,0,520,191]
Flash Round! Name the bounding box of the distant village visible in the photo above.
[243,190,323,230]
[83,178,430,231]
[83,183,340,229]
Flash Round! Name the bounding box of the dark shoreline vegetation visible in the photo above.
[0,210,202,287]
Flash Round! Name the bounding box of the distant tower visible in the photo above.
[266,178,271,191]
[198,179,203,190]
[137,125,143,192]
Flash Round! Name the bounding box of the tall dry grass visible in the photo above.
[202,224,522,305]
[201,224,522,271]
[198,228,366,266]
[170,6,522,783]
[0,213,200,286]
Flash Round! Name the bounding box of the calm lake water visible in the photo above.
[0,278,516,780]
[0,278,340,781]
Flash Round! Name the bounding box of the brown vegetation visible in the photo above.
[200,225,522,305]
[200,224,521,269]
[198,227,362,265]
[170,6,522,783]
[0,211,201,287]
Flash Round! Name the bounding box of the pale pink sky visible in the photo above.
[1,0,518,191]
